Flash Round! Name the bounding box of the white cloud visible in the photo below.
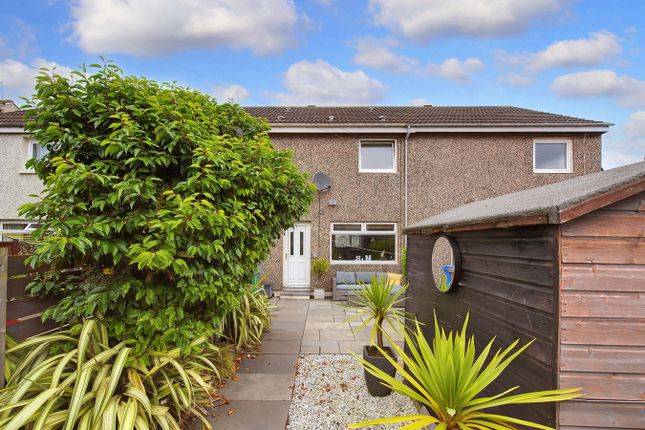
[353,38,418,73]
[273,60,386,105]
[624,111,645,137]
[498,73,534,87]
[0,58,72,100]
[602,137,645,168]
[409,98,429,106]
[353,38,483,82]
[499,31,621,72]
[213,84,250,102]
[368,0,562,41]
[427,57,484,82]
[70,0,301,56]
[550,69,645,107]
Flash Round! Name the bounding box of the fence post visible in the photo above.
[0,247,8,389]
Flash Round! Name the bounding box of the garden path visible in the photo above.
[206,297,403,429]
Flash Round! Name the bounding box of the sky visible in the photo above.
[1,0,644,168]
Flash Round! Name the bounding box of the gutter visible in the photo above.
[267,125,611,134]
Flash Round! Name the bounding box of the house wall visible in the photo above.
[262,133,405,292]
[406,133,602,225]
[0,133,42,220]
[557,191,645,429]
[406,226,560,426]
[264,131,602,293]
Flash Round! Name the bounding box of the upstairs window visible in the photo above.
[359,140,395,173]
[533,140,571,173]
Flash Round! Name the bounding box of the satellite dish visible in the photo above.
[313,172,332,191]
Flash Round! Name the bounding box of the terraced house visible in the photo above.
[0,105,611,295]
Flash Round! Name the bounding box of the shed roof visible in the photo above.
[406,161,645,234]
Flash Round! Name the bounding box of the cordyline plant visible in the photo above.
[345,276,408,349]
[19,61,314,351]
[349,314,581,430]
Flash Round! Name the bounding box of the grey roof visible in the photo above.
[2,105,610,129]
[406,161,645,234]
[244,106,611,127]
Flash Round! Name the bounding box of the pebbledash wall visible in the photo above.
[262,132,602,293]
[0,132,42,220]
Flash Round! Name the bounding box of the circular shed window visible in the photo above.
[431,235,461,292]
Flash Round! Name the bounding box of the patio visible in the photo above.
[208,297,404,429]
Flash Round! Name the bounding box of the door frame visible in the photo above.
[282,223,311,289]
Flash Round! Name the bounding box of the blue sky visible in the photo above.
[1,0,644,168]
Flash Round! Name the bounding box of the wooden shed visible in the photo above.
[404,161,644,429]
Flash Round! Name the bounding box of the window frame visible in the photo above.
[533,139,572,174]
[358,139,397,173]
[329,222,398,265]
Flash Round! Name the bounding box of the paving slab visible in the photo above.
[270,321,305,331]
[319,329,356,341]
[262,329,304,341]
[302,330,320,341]
[207,400,290,430]
[259,339,301,354]
[300,345,319,354]
[237,353,298,374]
[221,373,295,401]
[301,340,340,354]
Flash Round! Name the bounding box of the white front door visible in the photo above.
[283,224,311,289]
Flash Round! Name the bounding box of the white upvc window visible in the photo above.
[533,139,572,173]
[22,138,49,173]
[359,140,396,173]
[0,222,38,242]
[330,222,397,264]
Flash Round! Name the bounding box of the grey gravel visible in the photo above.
[287,354,418,430]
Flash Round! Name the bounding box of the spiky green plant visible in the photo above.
[349,314,581,430]
[344,276,408,349]
[0,319,234,430]
[220,284,272,349]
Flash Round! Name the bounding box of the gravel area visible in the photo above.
[287,354,418,430]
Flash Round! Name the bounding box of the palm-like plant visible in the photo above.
[345,276,408,349]
[349,314,581,430]
[0,319,234,430]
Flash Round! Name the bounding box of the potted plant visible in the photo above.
[311,257,330,299]
[345,276,408,396]
[349,313,581,429]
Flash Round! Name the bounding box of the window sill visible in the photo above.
[19,170,36,175]
[358,170,397,174]
[533,169,572,174]
[330,261,398,265]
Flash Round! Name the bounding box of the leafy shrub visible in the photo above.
[19,61,314,351]
[220,285,272,349]
[349,314,580,430]
[311,258,330,276]
[0,319,234,430]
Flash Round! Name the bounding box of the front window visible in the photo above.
[0,222,38,242]
[31,142,49,160]
[359,141,395,172]
[533,140,571,173]
[331,223,396,263]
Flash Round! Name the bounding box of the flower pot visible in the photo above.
[263,283,273,298]
[363,345,396,397]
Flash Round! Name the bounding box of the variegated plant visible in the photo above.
[0,319,234,430]
[349,314,581,430]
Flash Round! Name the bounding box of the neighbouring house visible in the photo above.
[1,104,611,295]
[405,161,645,428]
